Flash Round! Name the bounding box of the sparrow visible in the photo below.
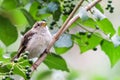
[11,21,52,61]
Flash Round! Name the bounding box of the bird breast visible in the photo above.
[26,31,52,58]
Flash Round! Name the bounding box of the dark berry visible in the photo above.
[109,10,113,13]
[63,9,67,12]
[50,21,56,26]
[42,19,46,22]
[64,1,68,3]
[9,71,13,75]
[79,32,86,35]
[71,4,75,8]
[23,55,28,59]
[2,78,5,80]
[96,26,99,29]
[105,7,109,10]
[63,4,69,7]
[110,7,114,10]
[11,68,14,71]
[29,59,33,64]
[26,72,30,76]
[2,77,6,80]
[27,68,32,72]
[87,33,92,38]
[49,26,53,30]
[93,47,97,51]
[108,1,112,3]
[27,76,31,79]
[37,6,41,9]
[5,76,8,79]
[25,66,30,70]
[67,0,71,3]
[85,42,89,45]
[10,78,14,80]
[24,51,30,55]
[14,59,18,63]
[107,4,111,8]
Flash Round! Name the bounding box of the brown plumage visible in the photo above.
[11,21,52,61]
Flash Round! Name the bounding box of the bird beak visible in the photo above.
[41,22,47,27]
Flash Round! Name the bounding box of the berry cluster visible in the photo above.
[1,67,14,80]
[1,51,33,80]
[105,0,114,13]
[62,0,75,15]
[25,66,32,79]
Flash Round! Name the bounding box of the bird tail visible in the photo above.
[11,52,21,62]
[11,46,26,62]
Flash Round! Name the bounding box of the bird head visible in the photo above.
[33,21,47,29]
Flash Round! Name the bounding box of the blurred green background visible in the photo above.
[0,0,120,80]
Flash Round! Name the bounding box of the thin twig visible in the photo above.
[85,0,102,11]
[31,0,85,71]
[47,0,85,51]
[31,0,102,72]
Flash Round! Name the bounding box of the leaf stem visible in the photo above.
[76,23,110,41]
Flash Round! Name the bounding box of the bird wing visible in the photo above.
[11,30,36,61]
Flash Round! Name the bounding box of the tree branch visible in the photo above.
[31,0,102,72]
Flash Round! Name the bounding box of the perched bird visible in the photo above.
[11,21,52,61]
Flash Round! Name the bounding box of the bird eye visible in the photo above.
[37,23,40,26]
[33,23,40,28]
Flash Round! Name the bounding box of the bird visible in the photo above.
[11,21,52,61]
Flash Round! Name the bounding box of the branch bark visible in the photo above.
[31,0,102,72]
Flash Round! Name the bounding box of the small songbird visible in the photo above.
[11,21,52,61]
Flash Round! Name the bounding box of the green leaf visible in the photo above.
[47,2,59,13]
[78,7,88,21]
[37,7,51,20]
[54,34,73,54]
[13,64,26,79]
[19,59,32,67]
[0,47,5,60]
[18,0,29,6]
[97,18,115,37]
[36,70,52,80]
[70,18,97,29]
[101,40,120,67]
[44,53,69,72]
[0,0,18,10]
[77,18,96,28]
[62,15,68,23]
[21,9,35,26]
[53,6,61,21]
[0,16,18,46]
[5,63,27,79]
[72,32,102,53]
[47,1,61,21]
[0,64,10,73]
[29,1,39,19]
[0,9,28,31]
[118,27,120,36]
[54,47,72,54]
[95,3,104,13]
